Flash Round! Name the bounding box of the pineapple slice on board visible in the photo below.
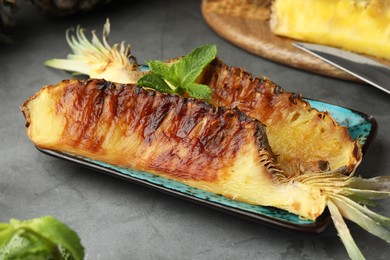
[270,0,390,60]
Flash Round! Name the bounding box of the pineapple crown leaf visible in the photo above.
[292,168,390,259]
[45,18,138,81]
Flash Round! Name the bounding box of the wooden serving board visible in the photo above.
[201,0,390,81]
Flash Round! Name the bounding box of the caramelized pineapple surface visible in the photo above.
[271,0,390,60]
[21,79,326,220]
[199,59,362,176]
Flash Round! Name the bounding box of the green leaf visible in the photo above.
[173,44,217,86]
[137,44,216,99]
[147,60,170,75]
[147,60,179,86]
[346,176,390,191]
[185,83,211,100]
[137,73,174,94]
[61,247,77,260]
[15,216,84,260]
[327,199,365,260]
[0,216,84,260]
[0,232,58,260]
[330,194,390,236]
[0,225,15,250]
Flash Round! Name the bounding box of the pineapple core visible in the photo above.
[270,0,390,60]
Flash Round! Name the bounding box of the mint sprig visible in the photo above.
[137,44,217,100]
[0,216,84,260]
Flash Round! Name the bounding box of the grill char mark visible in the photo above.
[198,59,361,175]
[52,79,273,182]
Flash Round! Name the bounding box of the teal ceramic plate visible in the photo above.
[37,99,377,234]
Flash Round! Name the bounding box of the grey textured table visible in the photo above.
[1,0,389,259]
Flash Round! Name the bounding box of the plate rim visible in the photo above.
[35,100,377,234]
[36,146,333,233]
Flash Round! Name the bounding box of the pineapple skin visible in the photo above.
[199,59,362,176]
[21,79,326,220]
[270,0,390,60]
[28,0,112,15]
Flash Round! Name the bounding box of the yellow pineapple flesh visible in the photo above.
[270,0,390,60]
[199,59,362,177]
[21,79,327,220]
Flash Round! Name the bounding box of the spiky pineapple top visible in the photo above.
[28,0,112,15]
[0,0,17,43]
[45,19,144,84]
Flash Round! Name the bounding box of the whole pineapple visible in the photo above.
[1,0,113,42]
[0,0,18,43]
[28,0,112,15]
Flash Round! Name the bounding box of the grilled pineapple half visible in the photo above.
[21,79,327,220]
[270,0,390,60]
[200,59,362,177]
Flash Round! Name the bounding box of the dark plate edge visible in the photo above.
[36,147,332,234]
[35,102,377,235]
[354,112,377,157]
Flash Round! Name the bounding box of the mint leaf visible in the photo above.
[16,216,84,260]
[137,73,174,93]
[61,247,77,260]
[0,232,57,260]
[137,44,217,100]
[185,83,212,100]
[173,44,217,86]
[147,60,179,86]
[0,225,15,251]
[0,216,84,260]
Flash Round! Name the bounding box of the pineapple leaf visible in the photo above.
[329,194,390,240]
[45,19,139,84]
[327,199,365,260]
[345,176,390,191]
[295,169,390,258]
